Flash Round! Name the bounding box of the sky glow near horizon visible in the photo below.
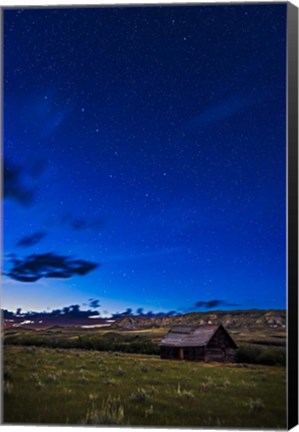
[3,4,287,315]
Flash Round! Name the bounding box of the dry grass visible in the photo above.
[3,345,286,428]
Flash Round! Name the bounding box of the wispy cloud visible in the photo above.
[21,95,70,139]
[60,214,106,232]
[185,93,257,132]
[16,231,46,248]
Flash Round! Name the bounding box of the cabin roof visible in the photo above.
[159,324,234,347]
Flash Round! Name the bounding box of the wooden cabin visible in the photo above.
[159,324,237,362]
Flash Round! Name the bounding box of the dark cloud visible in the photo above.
[2,304,100,320]
[194,300,238,310]
[6,252,99,282]
[111,308,133,319]
[88,298,100,309]
[61,304,100,318]
[16,231,46,248]
[111,308,177,319]
[140,310,177,318]
[2,309,15,319]
[4,159,45,206]
[61,214,105,231]
[4,160,35,206]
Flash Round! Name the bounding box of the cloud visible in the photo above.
[88,298,100,309]
[4,160,35,206]
[185,94,256,132]
[194,299,238,310]
[21,95,69,139]
[61,214,106,231]
[2,304,100,319]
[60,304,100,318]
[4,159,45,206]
[140,310,177,318]
[16,231,46,248]
[5,252,99,282]
[111,308,177,319]
[111,308,133,319]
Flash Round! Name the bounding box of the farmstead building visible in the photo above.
[160,324,237,362]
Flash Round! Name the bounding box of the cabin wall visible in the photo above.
[161,346,236,362]
[224,348,237,362]
[208,326,236,349]
[204,347,237,362]
[160,346,205,361]
[183,346,205,361]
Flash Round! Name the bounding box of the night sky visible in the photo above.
[3,4,287,315]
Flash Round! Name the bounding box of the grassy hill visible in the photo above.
[3,345,286,428]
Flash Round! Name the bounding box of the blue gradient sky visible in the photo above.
[3,4,287,315]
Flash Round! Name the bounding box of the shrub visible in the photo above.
[236,344,286,366]
[145,405,154,417]
[4,368,13,381]
[246,398,264,412]
[35,379,44,389]
[223,378,231,388]
[85,396,125,425]
[258,349,286,366]
[148,385,159,396]
[4,333,160,355]
[199,377,215,392]
[129,388,149,403]
[176,383,194,399]
[79,375,88,384]
[199,382,210,392]
[88,393,98,402]
[47,373,58,383]
[4,380,13,396]
[116,367,125,377]
[104,378,117,386]
[236,345,261,364]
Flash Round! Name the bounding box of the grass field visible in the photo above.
[3,345,286,428]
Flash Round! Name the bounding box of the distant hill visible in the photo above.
[3,309,286,331]
[112,309,286,330]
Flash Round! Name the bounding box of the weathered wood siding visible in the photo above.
[206,327,237,361]
[160,346,236,362]
[205,347,236,362]
[183,346,205,361]
[208,326,236,349]
[224,348,237,362]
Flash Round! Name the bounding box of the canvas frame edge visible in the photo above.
[287,2,299,430]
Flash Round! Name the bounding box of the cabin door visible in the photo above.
[179,347,184,360]
[222,348,226,360]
